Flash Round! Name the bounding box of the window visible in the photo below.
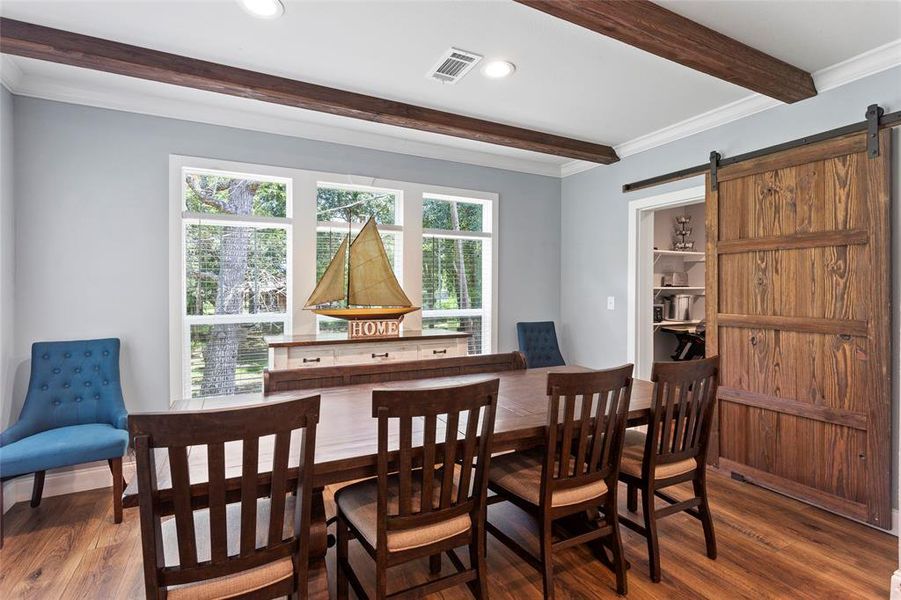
[421,194,493,354]
[180,168,291,398]
[315,183,402,334]
[172,157,498,403]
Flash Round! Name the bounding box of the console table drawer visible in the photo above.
[336,345,419,365]
[419,342,463,360]
[284,348,335,369]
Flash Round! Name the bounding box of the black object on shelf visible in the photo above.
[669,324,706,361]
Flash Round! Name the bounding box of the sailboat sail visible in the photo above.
[348,219,412,307]
[304,235,348,307]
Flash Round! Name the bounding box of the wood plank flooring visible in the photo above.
[0,469,894,599]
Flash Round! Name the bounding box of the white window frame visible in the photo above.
[420,192,497,354]
[314,181,405,334]
[170,155,499,403]
[170,158,301,401]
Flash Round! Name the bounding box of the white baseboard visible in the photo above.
[891,570,901,600]
[2,459,135,514]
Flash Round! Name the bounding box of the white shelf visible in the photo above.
[654,286,705,293]
[653,250,705,263]
[654,319,702,329]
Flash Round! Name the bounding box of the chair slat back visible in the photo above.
[372,378,499,542]
[130,396,319,593]
[647,357,719,466]
[542,365,634,498]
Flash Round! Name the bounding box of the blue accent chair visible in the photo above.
[516,321,566,368]
[0,338,129,546]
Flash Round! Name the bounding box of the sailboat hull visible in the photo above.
[311,307,420,320]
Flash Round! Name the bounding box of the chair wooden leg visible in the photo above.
[108,459,123,524]
[1,479,4,549]
[539,516,555,600]
[467,524,489,600]
[429,553,442,574]
[30,471,46,508]
[375,553,388,600]
[641,485,661,583]
[693,475,717,560]
[336,515,349,600]
[626,483,637,513]
[607,500,628,595]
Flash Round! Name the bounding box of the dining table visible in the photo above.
[122,365,655,560]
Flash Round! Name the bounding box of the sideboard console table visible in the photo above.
[266,329,471,370]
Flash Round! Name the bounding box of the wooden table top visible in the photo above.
[123,366,653,508]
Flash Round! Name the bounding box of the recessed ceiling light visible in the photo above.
[238,0,284,19]
[482,60,516,79]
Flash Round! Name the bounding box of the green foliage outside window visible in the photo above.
[316,187,395,224]
[422,198,482,231]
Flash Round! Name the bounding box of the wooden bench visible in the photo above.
[263,351,527,394]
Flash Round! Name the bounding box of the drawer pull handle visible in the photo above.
[303,357,321,364]
[372,352,389,358]
[433,349,447,355]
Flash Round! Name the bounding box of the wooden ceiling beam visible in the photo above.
[516,0,817,103]
[0,18,619,164]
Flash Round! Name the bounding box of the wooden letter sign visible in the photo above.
[349,319,401,339]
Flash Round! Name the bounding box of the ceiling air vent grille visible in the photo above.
[427,48,482,84]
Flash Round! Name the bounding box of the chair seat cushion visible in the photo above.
[161,497,297,599]
[488,448,608,508]
[335,474,472,553]
[620,429,698,480]
[0,423,128,478]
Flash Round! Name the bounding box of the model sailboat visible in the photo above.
[304,217,420,321]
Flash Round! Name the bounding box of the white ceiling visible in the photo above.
[1,0,899,176]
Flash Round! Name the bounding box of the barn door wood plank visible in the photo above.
[711,130,891,528]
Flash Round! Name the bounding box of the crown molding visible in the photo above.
[560,38,901,177]
[1,60,565,179]
[815,38,901,93]
[4,37,900,179]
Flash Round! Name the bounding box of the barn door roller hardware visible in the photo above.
[709,151,721,191]
[866,104,884,158]
[623,103,900,193]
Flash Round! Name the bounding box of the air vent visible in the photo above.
[426,48,482,84]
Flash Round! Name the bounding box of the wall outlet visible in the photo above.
[606,296,615,310]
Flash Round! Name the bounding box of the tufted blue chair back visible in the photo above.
[516,321,565,368]
[8,338,128,442]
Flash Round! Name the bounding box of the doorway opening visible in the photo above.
[626,186,706,380]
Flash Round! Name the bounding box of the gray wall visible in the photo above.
[0,87,14,430]
[561,66,901,508]
[9,96,562,417]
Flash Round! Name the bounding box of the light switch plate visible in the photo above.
[606,296,615,310]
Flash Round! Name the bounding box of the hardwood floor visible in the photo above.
[0,469,894,599]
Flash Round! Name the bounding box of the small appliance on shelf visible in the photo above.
[661,272,689,287]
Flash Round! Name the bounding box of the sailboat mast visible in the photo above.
[345,209,352,308]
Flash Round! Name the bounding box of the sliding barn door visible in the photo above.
[706,131,892,528]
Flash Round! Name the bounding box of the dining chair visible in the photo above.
[618,356,719,582]
[130,395,320,600]
[486,365,634,598]
[516,321,565,368]
[334,378,499,600]
[0,338,129,548]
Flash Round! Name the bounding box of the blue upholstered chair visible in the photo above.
[516,321,566,368]
[0,338,129,546]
